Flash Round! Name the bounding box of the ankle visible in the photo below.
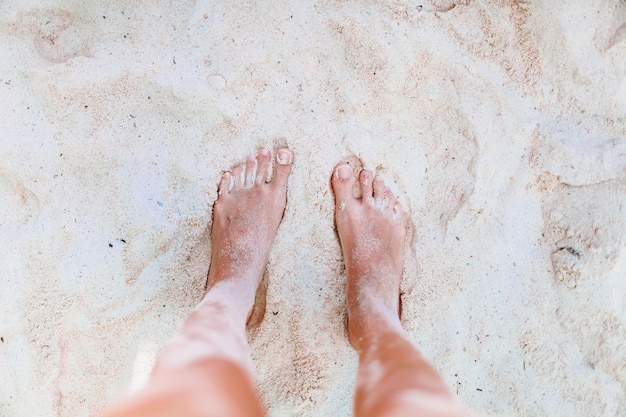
[347,285,400,321]
[348,301,404,350]
[207,261,264,286]
[202,280,255,321]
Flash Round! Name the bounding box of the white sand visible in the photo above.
[1,1,625,416]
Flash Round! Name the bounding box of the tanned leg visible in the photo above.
[331,163,468,417]
[99,147,294,417]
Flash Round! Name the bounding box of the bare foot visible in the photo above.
[331,163,406,350]
[207,147,294,311]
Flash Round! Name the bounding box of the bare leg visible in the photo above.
[331,163,468,417]
[99,148,294,417]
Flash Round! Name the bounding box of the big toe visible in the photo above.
[271,148,294,189]
[332,163,356,208]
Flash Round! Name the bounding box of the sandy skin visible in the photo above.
[99,149,467,417]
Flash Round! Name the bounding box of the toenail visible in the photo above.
[260,148,270,156]
[336,166,352,180]
[277,149,292,165]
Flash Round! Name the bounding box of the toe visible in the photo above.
[359,170,374,203]
[392,201,404,221]
[383,188,396,211]
[271,148,294,189]
[231,163,245,190]
[218,172,232,197]
[373,175,385,206]
[256,148,271,185]
[244,155,257,189]
[332,163,356,210]
[385,188,398,205]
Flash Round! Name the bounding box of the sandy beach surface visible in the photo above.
[1,1,625,416]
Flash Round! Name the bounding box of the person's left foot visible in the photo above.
[207,147,294,308]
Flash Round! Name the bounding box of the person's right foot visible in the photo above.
[331,163,407,350]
